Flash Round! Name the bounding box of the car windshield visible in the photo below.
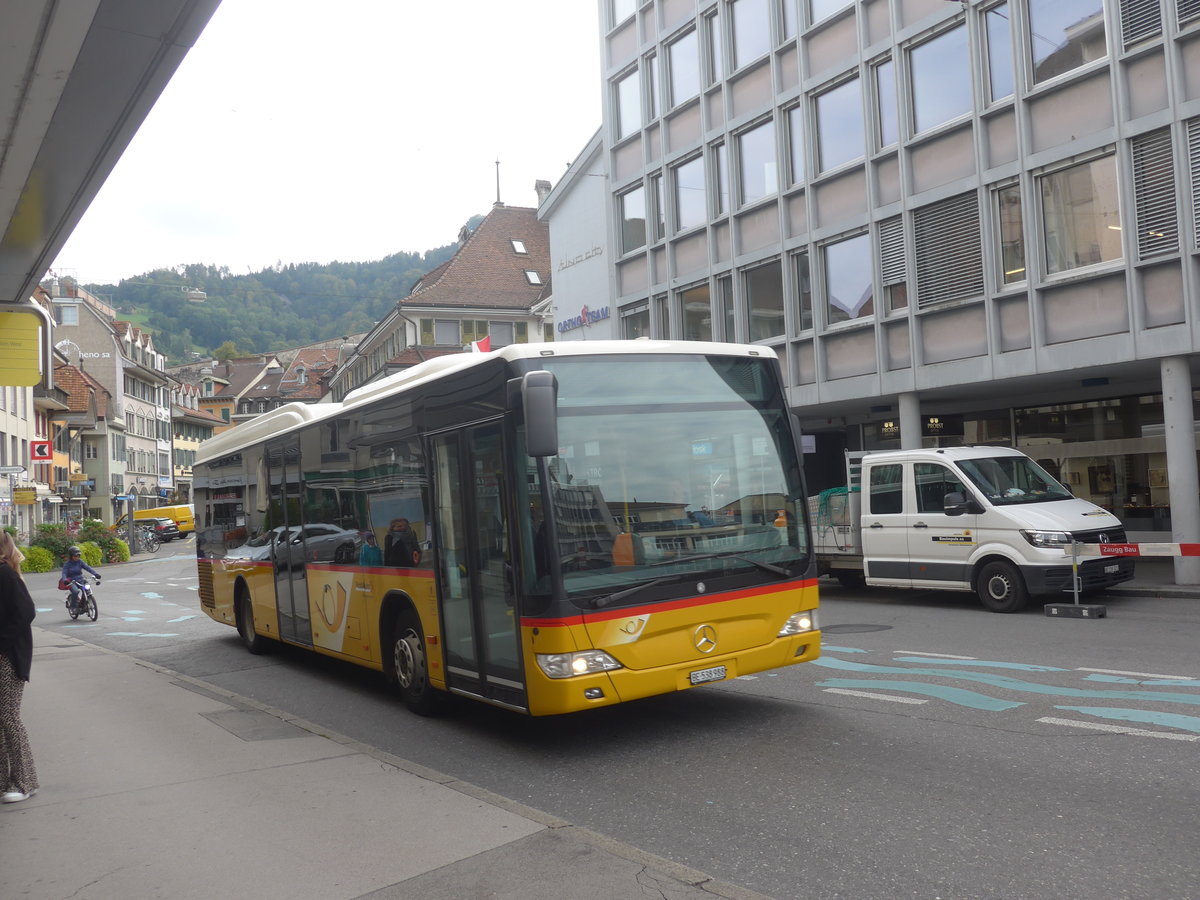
[955,455,1073,505]
[516,354,807,608]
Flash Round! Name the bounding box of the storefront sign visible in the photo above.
[557,304,611,334]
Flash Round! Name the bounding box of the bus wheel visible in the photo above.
[391,611,438,715]
[236,592,268,654]
[976,561,1028,613]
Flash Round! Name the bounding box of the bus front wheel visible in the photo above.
[391,610,438,715]
[976,561,1029,613]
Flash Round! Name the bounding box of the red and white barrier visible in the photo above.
[1072,543,1200,558]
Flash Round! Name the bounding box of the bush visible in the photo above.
[31,523,73,563]
[109,538,131,563]
[21,545,55,574]
[75,519,111,544]
[78,542,104,568]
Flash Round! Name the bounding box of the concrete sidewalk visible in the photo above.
[1,627,767,900]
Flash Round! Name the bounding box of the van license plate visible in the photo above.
[690,665,726,685]
[1104,564,1119,574]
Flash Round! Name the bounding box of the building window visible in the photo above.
[745,261,785,341]
[914,192,984,307]
[731,0,770,70]
[817,79,865,172]
[879,217,908,311]
[1120,0,1162,49]
[674,156,707,231]
[787,105,805,184]
[681,285,712,341]
[719,275,735,340]
[794,252,813,331]
[55,304,79,326]
[524,270,543,285]
[811,0,854,25]
[515,322,529,343]
[462,320,488,345]
[823,233,874,324]
[651,174,666,240]
[714,143,729,215]
[1189,118,1200,250]
[647,52,659,120]
[511,240,527,254]
[909,26,972,135]
[737,119,777,205]
[705,9,723,85]
[84,442,98,460]
[986,2,1015,102]
[611,0,635,28]
[1029,0,1106,85]
[614,68,641,140]
[1131,128,1179,260]
[619,185,647,253]
[991,184,1025,285]
[623,304,650,339]
[490,322,515,347]
[435,320,462,346]
[1040,155,1122,275]
[1182,0,1200,29]
[874,58,898,148]
[543,323,555,341]
[668,29,700,108]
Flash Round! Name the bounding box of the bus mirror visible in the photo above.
[522,370,559,457]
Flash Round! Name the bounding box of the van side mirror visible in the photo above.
[522,370,559,458]
[943,491,980,516]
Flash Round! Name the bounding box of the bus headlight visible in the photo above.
[778,610,819,636]
[536,650,624,679]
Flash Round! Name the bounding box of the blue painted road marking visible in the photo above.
[893,657,1068,672]
[818,678,1023,711]
[821,645,869,654]
[1056,706,1200,734]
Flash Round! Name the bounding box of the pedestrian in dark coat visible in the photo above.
[0,530,38,803]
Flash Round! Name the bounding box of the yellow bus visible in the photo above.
[193,341,820,715]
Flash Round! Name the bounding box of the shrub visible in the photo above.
[21,545,55,574]
[32,523,73,563]
[109,538,131,563]
[78,542,104,568]
[2,525,16,537]
[76,519,111,544]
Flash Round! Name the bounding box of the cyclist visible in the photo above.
[60,546,100,613]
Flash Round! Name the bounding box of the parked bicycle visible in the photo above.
[138,525,161,554]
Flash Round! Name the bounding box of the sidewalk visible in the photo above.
[1101,557,1200,600]
[1,627,767,900]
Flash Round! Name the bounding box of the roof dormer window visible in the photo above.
[511,240,528,255]
[524,270,542,285]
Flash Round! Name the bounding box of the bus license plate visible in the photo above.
[690,665,727,685]
[1104,564,1119,574]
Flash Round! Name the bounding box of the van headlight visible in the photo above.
[1021,529,1073,548]
[536,650,623,679]
[778,610,819,636]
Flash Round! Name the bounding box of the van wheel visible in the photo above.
[977,561,1028,613]
[390,610,439,715]
[236,592,268,654]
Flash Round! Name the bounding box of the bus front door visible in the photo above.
[267,440,312,646]
[431,423,525,710]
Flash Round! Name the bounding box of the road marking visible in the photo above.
[894,657,1068,672]
[1076,667,1193,681]
[818,678,1023,710]
[821,645,869,654]
[122,610,147,614]
[1039,716,1199,742]
[824,687,928,705]
[140,592,163,599]
[166,615,196,623]
[892,651,976,659]
[107,631,180,637]
[1055,705,1200,734]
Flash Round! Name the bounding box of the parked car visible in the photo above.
[143,517,181,542]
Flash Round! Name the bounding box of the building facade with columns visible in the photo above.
[549,0,1200,579]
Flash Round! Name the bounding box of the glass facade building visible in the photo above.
[572,0,1200,542]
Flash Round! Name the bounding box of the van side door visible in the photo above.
[861,461,910,586]
[907,462,976,589]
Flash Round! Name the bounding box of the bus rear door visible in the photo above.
[430,423,525,710]
[267,439,312,647]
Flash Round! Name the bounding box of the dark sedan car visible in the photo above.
[144,517,181,542]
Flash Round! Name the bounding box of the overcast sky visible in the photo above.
[51,1,603,285]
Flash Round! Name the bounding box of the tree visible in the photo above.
[213,340,241,361]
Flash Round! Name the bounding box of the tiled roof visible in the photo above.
[402,205,550,311]
[172,404,226,425]
[53,364,112,421]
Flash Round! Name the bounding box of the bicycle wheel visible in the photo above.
[86,594,98,621]
[143,532,160,553]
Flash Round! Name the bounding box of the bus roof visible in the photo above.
[195,340,778,465]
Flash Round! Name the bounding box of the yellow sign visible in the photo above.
[0,309,42,386]
[69,472,90,482]
[12,488,37,504]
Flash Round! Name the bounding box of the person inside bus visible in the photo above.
[358,531,383,567]
[383,518,420,567]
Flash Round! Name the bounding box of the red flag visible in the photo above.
[471,336,492,353]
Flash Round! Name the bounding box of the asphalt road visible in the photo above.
[28,551,1200,900]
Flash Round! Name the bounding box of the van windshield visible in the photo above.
[955,455,1073,506]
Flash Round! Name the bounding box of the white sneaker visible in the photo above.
[2,789,35,803]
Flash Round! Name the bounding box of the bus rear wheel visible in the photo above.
[236,592,268,654]
[391,610,438,715]
[976,561,1029,613]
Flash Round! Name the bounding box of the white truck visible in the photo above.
[810,447,1135,612]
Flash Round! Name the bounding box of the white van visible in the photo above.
[811,447,1134,612]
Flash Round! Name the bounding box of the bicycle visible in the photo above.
[138,526,161,554]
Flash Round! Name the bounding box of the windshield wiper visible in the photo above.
[587,573,689,609]
[651,551,792,577]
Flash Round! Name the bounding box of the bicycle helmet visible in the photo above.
[68,545,81,556]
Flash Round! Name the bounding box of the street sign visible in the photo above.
[30,440,52,461]
[0,465,26,476]
[12,488,37,504]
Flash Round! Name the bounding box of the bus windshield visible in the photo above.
[521,354,807,607]
[955,454,1073,506]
